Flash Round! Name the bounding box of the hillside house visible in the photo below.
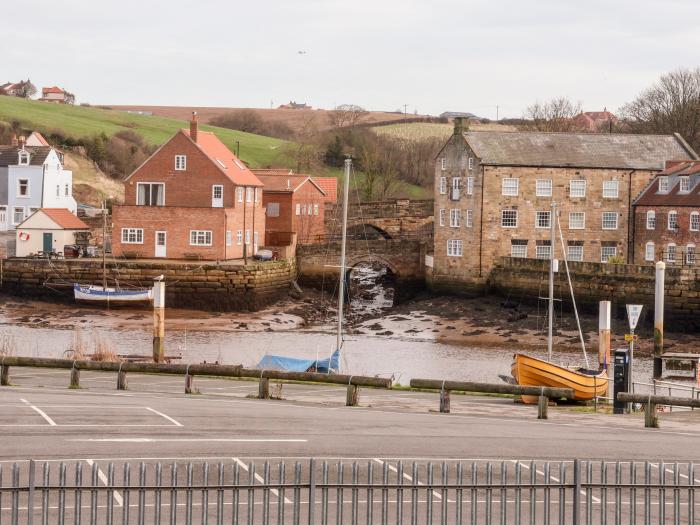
[0,138,76,231]
[251,169,337,203]
[431,119,699,294]
[0,80,32,97]
[112,113,265,260]
[15,208,89,257]
[278,101,310,110]
[632,161,700,265]
[40,86,67,103]
[572,109,618,133]
[253,172,327,245]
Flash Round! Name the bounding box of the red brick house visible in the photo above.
[112,114,265,260]
[633,160,700,265]
[253,172,326,244]
[572,109,618,132]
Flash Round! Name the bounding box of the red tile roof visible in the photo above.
[41,208,89,229]
[252,168,295,177]
[256,174,326,194]
[313,177,338,202]
[182,129,263,187]
[42,86,64,94]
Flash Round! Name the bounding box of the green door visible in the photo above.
[43,232,53,252]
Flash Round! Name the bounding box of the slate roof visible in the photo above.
[0,146,52,167]
[635,161,700,207]
[463,131,698,170]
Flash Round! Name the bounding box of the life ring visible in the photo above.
[19,232,30,241]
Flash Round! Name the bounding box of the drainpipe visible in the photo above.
[252,187,256,256]
[627,170,636,264]
[478,164,485,277]
[242,187,247,264]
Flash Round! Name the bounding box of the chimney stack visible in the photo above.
[453,117,468,136]
[190,112,198,143]
[18,135,26,149]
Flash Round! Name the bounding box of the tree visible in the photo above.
[328,104,368,129]
[523,97,582,132]
[64,91,76,105]
[324,135,345,167]
[619,68,700,152]
[15,79,37,99]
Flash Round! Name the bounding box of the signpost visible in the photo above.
[626,304,643,399]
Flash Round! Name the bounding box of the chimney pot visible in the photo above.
[190,112,198,143]
[11,133,18,147]
[19,135,26,148]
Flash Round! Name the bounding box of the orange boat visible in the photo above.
[511,353,608,403]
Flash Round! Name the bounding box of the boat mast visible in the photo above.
[547,201,556,362]
[102,197,107,290]
[336,157,352,355]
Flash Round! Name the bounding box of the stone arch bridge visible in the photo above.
[324,199,433,240]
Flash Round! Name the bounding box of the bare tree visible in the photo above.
[523,97,583,132]
[64,91,76,105]
[354,131,402,200]
[619,68,700,151]
[328,104,369,129]
[15,79,37,99]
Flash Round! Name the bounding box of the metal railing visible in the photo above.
[1,459,698,524]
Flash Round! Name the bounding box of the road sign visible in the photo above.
[624,333,638,342]
[626,304,643,331]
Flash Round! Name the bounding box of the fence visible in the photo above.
[1,459,698,524]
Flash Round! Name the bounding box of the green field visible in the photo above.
[0,96,289,168]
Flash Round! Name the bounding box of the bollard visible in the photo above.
[258,377,270,399]
[598,300,611,398]
[537,395,548,419]
[653,261,665,379]
[645,401,659,428]
[346,384,359,407]
[152,281,165,363]
[0,365,9,386]
[185,371,194,394]
[117,370,127,391]
[69,367,80,389]
[439,386,450,413]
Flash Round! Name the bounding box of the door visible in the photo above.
[212,185,223,208]
[155,231,167,258]
[43,232,53,252]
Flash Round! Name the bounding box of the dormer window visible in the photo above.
[175,155,186,171]
[658,176,669,193]
[18,150,30,166]
[680,176,690,193]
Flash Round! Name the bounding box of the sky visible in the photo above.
[2,0,698,119]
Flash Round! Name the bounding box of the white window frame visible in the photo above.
[466,209,473,228]
[226,230,232,246]
[446,239,463,257]
[535,211,551,229]
[295,203,301,215]
[236,230,242,245]
[646,210,656,230]
[18,150,30,166]
[567,244,584,262]
[468,157,474,170]
[602,180,619,199]
[511,241,527,258]
[536,244,552,260]
[451,177,461,200]
[680,176,690,193]
[136,182,165,206]
[601,245,617,263]
[449,209,460,228]
[686,244,696,265]
[668,211,678,231]
[307,203,313,216]
[17,178,30,198]
[189,230,213,247]
[254,188,259,203]
[691,212,700,232]
[439,177,447,195]
[267,202,280,218]
[568,212,585,230]
[245,230,251,245]
[658,176,669,193]
[501,210,518,228]
[12,206,24,225]
[246,187,253,203]
[645,241,655,262]
[502,178,519,197]
[440,158,447,171]
[175,155,187,171]
[602,212,618,230]
[536,179,552,197]
[237,187,244,202]
[466,177,474,195]
[314,203,319,215]
[666,243,676,264]
[56,185,60,197]
[439,208,446,227]
[64,184,69,196]
[570,179,586,198]
[120,228,144,244]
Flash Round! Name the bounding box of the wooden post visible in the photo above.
[537,395,548,419]
[117,370,127,390]
[70,367,80,389]
[0,365,9,386]
[258,377,270,399]
[439,387,450,413]
[184,372,194,394]
[153,281,165,363]
[653,262,665,379]
[346,384,359,407]
[645,401,659,428]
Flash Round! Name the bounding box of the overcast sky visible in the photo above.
[2,0,698,119]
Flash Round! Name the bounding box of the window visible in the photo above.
[136,183,165,206]
[12,207,24,225]
[602,212,618,230]
[190,230,212,246]
[56,185,60,197]
[254,188,259,203]
[212,185,223,199]
[569,212,585,229]
[295,203,301,215]
[687,244,696,265]
[451,177,461,199]
[465,209,473,228]
[666,243,676,264]
[536,179,552,197]
[246,187,253,202]
[254,231,259,248]
[439,177,447,195]
[691,212,700,231]
[237,187,244,202]
[18,150,29,165]
[440,158,447,171]
[175,155,186,171]
[17,179,29,197]
[567,242,584,262]
[645,242,655,262]
[468,157,474,170]
[646,210,656,230]
[307,204,313,216]
[680,176,690,193]
[536,241,552,260]
[64,184,69,196]
[668,211,678,230]
[570,180,586,198]
[449,209,460,228]
[439,209,446,227]
[601,245,617,263]
[603,180,619,198]
[446,239,463,257]
[28,207,39,215]
[301,204,307,215]
[511,240,528,258]
[314,204,319,215]
[121,228,143,244]
[226,231,232,246]
[267,203,280,217]
[236,230,242,245]
[502,178,519,196]
[245,230,250,245]
[535,211,551,229]
[658,176,669,193]
[466,177,474,195]
[501,210,518,228]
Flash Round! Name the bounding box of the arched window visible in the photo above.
[687,244,696,265]
[646,210,656,230]
[668,211,678,231]
[666,243,676,264]
[645,241,655,262]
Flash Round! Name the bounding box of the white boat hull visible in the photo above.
[73,284,153,303]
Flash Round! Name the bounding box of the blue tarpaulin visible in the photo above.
[255,349,340,374]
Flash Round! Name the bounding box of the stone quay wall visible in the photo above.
[0,258,296,311]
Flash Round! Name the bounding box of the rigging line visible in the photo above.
[556,214,589,369]
[350,163,373,260]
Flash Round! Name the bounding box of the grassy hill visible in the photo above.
[373,121,518,142]
[0,96,289,168]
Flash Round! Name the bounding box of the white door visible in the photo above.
[212,185,223,208]
[155,231,167,258]
[0,207,6,231]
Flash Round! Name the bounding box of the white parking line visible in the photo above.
[145,407,183,427]
[20,398,57,426]
[233,457,292,504]
[373,458,444,500]
[86,459,123,507]
[515,461,600,503]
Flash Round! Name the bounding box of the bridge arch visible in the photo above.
[345,223,392,240]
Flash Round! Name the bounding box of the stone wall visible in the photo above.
[489,256,700,329]
[0,258,296,311]
[325,199,433,239]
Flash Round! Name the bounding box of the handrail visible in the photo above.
[617,392,700,409]
[410,378,574,400]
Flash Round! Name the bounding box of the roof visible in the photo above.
[635,161,700,207]
[462,131,698,170]
[42,86,64,94]
[0,146,52,167]
[26,131,50,146]
[18,208,89,229]
[252,168,295,177]
[313,177,338,202]
[256,174,326,195]
[181,130,263,186]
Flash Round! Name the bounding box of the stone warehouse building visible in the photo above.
[430,120,698,293]
[633,161,700,266]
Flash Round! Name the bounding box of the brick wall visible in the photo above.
[633,205,700,265]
